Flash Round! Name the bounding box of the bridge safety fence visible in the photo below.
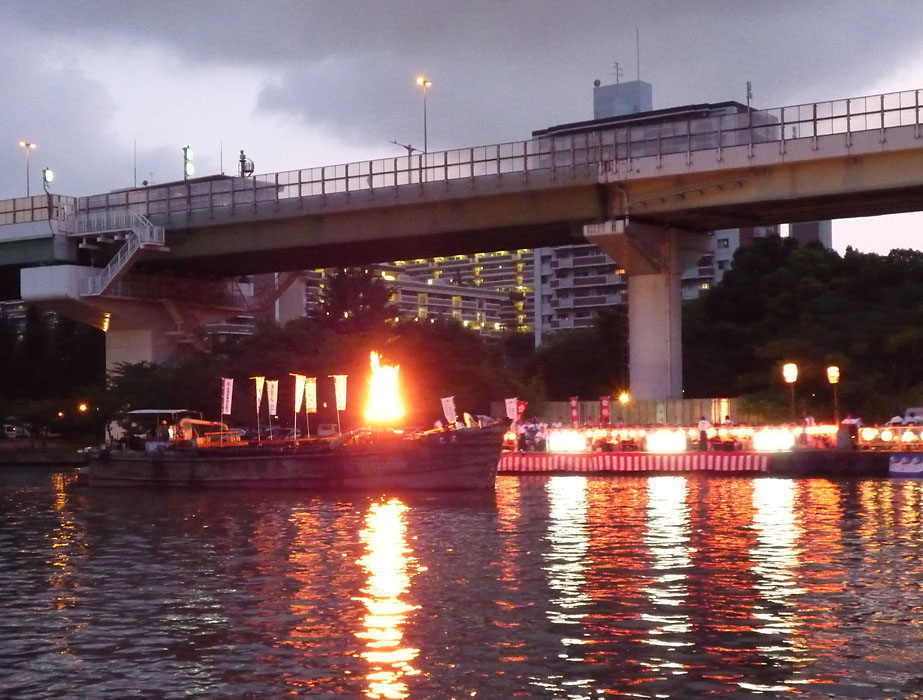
[45,87,923,230]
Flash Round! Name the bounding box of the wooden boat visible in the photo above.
[84,424,504,491]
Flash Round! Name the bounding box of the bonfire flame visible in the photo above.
[365,351,405,425]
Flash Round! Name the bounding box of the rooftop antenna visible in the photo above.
[636,28,641,80]
[133,139,137,187]
[220,139,224,175]
[612,61,623,84]
[746,80,753,108]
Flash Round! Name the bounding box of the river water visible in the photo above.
[2,468,923,699]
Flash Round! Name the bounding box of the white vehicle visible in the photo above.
[3,424,29,438]
[902,408,923,425]
[316,423,339,437]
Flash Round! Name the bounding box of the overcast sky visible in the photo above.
[3,0,923,254]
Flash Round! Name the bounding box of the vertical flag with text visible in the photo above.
[267,380,279,416]
[252,376,265,414]
[569,396,579,427]
[517,400,528,422]
[221,377,234,415]
[291,374,306,413]
[305,377,317,414]
[600,396,611,424]
[330,375,348,411]
[441,396,457,424]
[505,397,518,422]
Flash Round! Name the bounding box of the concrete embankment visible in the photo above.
[0,442,88,467]
[768,449,891,477]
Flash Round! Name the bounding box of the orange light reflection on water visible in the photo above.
[355,498,420,699]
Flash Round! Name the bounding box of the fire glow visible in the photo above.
[365,352,405,425]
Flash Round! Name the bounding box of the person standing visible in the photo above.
[698,416,711,451]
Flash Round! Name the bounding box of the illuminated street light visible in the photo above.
[18,141,37,196]
[827,365,840,425]
[618,391,630,405]
[782,362,798,422]
[416,76,432,154]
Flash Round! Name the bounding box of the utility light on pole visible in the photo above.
[782,362,798,422]
[183,145,194,179]
[42,167,54,194]
[18,141,37,197]
[415,76,432,154]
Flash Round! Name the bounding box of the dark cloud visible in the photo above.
[2,0,923,194]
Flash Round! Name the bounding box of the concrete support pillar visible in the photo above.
[105,328,178,371]
[627,271,683,399]
[585,220,709,400]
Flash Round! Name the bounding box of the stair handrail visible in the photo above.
[79,213,165,296]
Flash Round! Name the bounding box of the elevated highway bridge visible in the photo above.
[4,88,923,398]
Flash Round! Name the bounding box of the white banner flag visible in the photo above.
[252,376,265,414]
[267,379,279,416]
[441,396,457,424]
[305,377,317,414]
[221,377,234,415]
[330,374,347,411]
[291,374,306,413]
[505,397,518,421]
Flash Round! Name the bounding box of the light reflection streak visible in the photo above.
[749,478,803,683]
[643,476,692,661]
[48,473,79,611]
[355,499,420,699]
[540,477,592,694]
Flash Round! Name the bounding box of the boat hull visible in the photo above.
[85,427,503,491]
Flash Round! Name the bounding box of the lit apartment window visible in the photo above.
[700,282,710,290]
[717,238,730,248]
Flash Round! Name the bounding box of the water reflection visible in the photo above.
[6,470,923,699]
[643,475,693,685]
[355,499,420,699]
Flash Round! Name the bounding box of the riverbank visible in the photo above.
[0,439,88,466]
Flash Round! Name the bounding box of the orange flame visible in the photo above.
[365,352,405,425]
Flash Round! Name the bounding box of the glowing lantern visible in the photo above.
[365,352,404,425]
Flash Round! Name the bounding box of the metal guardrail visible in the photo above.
[70,88,923,223]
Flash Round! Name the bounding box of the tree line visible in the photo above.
[3,237,922,436]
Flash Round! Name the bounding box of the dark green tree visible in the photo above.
[313,267,396,333]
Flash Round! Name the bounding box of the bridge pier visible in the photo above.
[20,265,244,372]
[585,221,709,400]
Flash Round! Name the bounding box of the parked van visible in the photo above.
[3,424,29,439]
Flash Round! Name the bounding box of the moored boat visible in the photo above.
[84,425,504,491]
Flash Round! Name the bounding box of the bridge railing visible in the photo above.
[0,194,75,227]
[71,88,922,222]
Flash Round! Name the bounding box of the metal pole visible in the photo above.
[25,149,31,197]
[833,383,839,426]
[423,83,428,154]
[789,383,796,422]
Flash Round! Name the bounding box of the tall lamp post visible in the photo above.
[827,366,840,425]
[18,141,37,197]
[782,362,798,422]
[415,76,432,154]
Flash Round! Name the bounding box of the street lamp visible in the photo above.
[416,76,432,154]
[827,365,840,425]
[782,362,798,422]
[18,141,37,196]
